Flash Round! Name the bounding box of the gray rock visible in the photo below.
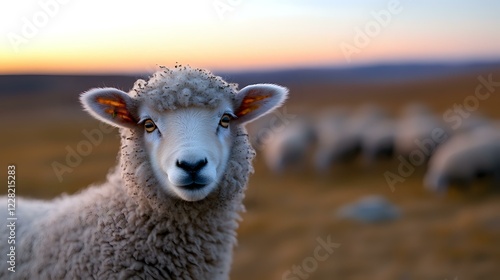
[336,195,401,223]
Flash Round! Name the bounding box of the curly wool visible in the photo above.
[0,66,256,279]
[131,65,239,111]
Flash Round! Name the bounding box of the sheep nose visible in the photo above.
[176,158,208,174]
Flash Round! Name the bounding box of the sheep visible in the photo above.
[261,116,316,173]
[313,107,351,172]
[0,65,288,279]
[314,105,387,172]
[361,119,397,165]
[424,125,500,192]
[394,104,447,160]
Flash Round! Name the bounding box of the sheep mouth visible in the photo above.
[179,183,206,190]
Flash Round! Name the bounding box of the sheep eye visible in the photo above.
[144,119,156,133]
[219,114,231,128]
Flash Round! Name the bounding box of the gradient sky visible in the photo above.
[1,0,499,74]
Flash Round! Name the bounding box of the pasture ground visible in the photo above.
[1,68,499,279]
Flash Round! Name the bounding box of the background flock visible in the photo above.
[249,103,500,193]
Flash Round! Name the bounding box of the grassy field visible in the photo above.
[1,69,499,279]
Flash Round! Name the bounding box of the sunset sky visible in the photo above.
[1,0,499,74]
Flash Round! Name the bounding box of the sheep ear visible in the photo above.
[80,88,138,128]
[234,84,288,124]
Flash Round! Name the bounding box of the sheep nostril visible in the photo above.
[176,158,208,173]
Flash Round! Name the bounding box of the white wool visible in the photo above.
[425,125,500,192]
[0,66,288,279]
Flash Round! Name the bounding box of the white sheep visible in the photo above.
[313,107,351,172]
[424,125,500,192]
[262,116,316,173]
[361,119,397,165]
[314,105,387,172]
[0,66,288,279]
[394,104,447,159]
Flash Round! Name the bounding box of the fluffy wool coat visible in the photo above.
[0,66,287,279]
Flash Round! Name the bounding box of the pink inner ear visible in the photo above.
[97,96,135,123]
[236,91,271,117]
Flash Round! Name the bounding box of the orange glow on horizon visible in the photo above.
[0,33,349,74]
[1,1,499,74]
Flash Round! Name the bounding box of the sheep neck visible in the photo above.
[115,125,255,275]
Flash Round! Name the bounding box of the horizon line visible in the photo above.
[1,58,500,76]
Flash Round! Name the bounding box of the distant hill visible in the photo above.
[1,61,500,97]
[2,61,500,152]
[216,61,500,87]
[0,74,140,96]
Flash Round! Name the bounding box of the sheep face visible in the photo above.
[80,69,287,202]
[139,102,234,201]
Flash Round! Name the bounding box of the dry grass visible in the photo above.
[1,69,499,279]
[232,159,500,279]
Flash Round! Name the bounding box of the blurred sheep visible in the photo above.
[394,103,448,160]
[313,108,352,172]
[262,116,316,173]
[424,125,500,192]
[361,119,397,165]
[314,105,388,172]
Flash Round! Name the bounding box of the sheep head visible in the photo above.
[80,67,287,202]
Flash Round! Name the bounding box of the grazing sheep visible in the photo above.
[394,104,447,159]
[361,119,397,165]
[314,105,387,172]
[313,107,351,172]
[0,66,287,279]
[262,116,316,173]
[424,125,500,192]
